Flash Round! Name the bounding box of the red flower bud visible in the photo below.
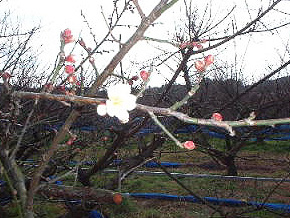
[61,28,74,44]
[131,75,139,81]
[195,60,205,72]
[65,65,75,74]
[183,141,197,150]
[140,70,150,81]
[212,112,223,121]
[65,55,76,63]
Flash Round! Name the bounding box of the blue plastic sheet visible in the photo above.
[112,160,184,168]
[89,210,104,218]
[144,161,184,168]
[130,193,290,213]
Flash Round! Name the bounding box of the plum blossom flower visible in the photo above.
[105,84,137,123]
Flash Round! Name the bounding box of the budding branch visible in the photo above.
[13,91,290,135]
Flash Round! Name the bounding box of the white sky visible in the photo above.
[1,0,290,86]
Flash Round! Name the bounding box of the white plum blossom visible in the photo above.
[97,83,136,123]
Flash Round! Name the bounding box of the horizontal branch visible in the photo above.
[13,91,104,105]
[38,185,122,204]
[12,91,290,134]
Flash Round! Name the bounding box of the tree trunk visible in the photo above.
[224,155,238,176]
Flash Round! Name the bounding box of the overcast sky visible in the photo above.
[1,0,290,86]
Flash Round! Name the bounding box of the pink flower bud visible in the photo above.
[131,75,139,81]
[191,42,198,47]
[195,60,205,72]
[179,42,188,49]
[65,65,75,74]
[212,112,223,121]
[89,57,94,64]
[66,139,74,145]
[61,28,74,44]
[128,79,133,85]
[78,38,86,47]
[204,55,214,67]
[183,141,197,150]
[66,136,76,146]
[67,75,77,84]
[65,55,76,63]
[140,70,150,81]
[2,72,11,80]
[196,44,203,50]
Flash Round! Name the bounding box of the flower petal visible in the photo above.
[116,109,129,123]
[97,104,107,116]
[125,94,137,111]
[106,100,117,117]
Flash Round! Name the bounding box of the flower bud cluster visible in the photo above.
[179,40,207,50]
[60,29,80,87]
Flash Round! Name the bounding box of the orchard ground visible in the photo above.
[3,137,290,218]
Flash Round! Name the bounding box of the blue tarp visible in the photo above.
[89,210,104,218]
[144,161,184,168]
[174,125,199,134]
[129,193,290,213]
[41,123,290,142]
[112,160,184,168]
[69,160,97,166]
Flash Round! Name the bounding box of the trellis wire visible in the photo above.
[103,169,290,183]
